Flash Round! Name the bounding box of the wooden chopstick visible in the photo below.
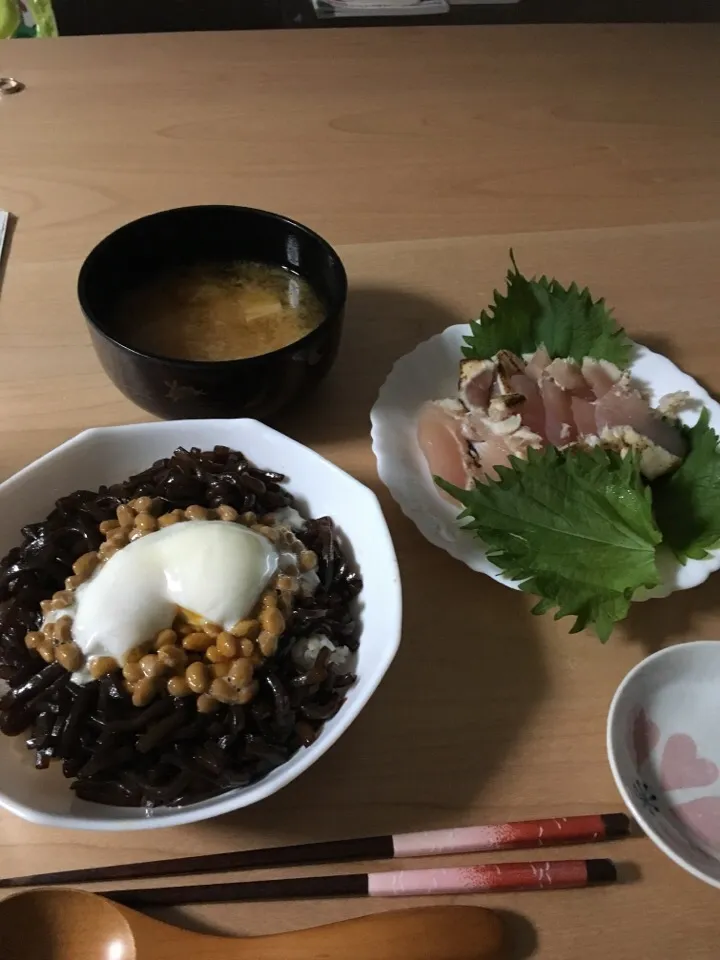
[0,812,630,889]
[107,858,618,907]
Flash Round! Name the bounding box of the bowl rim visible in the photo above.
[77,204,348,369]
[0,419,402,830]
[606,640,720,889]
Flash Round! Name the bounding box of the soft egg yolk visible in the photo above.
[179,606,210,628]
[55,521,278,682]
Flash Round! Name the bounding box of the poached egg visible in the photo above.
[46,521,280,683]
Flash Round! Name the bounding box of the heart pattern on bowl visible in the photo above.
[660,734,719,791]
[675,797,720,850]
[610,645,720,889]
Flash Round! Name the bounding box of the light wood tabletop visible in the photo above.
[1,24,720,960]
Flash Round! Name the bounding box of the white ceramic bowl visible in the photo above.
[370,326,720,599]
[607,641,720,888]
[0,420,401,830]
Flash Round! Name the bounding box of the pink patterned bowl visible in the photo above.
[607,641,720,888]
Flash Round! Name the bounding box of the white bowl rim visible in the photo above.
[0,419,402,830]
[606,640,720,889]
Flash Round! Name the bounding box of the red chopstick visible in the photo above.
[0,812,630,889]
[107,858,618,908]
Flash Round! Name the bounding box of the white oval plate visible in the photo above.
[607,641,720,889]
[370,324,720,599]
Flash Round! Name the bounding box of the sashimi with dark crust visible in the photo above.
[419,346,686,494]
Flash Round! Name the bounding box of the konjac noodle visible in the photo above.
[116,261,325,361]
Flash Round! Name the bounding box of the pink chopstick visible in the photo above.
[368,857,616,896]
[108,858,618,907]
[392,813,629,856]
[0,813,631,889]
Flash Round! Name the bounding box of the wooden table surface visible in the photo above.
[1,25,720,959]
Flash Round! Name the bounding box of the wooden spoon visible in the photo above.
[0,888,505,960]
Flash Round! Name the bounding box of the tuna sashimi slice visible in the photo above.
[581,358,622,399]
[539,375,578,446]
[464,411,544,481]
[468,436,518,481]
[417,401,474,500]
[546,358,593,397]
[458,358,496,410]
[571,396,598,437]
[524,345,552,382]
[594,384,686,457]
[463,412,514,480]
[509,373,548,440]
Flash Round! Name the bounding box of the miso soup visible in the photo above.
[117,260,325,361]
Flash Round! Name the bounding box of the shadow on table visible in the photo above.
[202,285,547,841]
[200,531,548,841]
[636,333,678,363]
[279,285,465,449]
[621,574,720,657]
[494,909,539,960]
[145,905,223,937]
[638,332,720,405]
[154,905,541,956]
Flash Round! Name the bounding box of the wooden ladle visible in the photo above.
[0,888,505,960]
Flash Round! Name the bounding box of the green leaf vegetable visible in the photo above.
[652,409,720,562]
[446,256,720,639]
[436,446,662,642]
[462,253,632,369]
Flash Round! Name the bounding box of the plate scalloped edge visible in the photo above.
[370,323,720,601]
